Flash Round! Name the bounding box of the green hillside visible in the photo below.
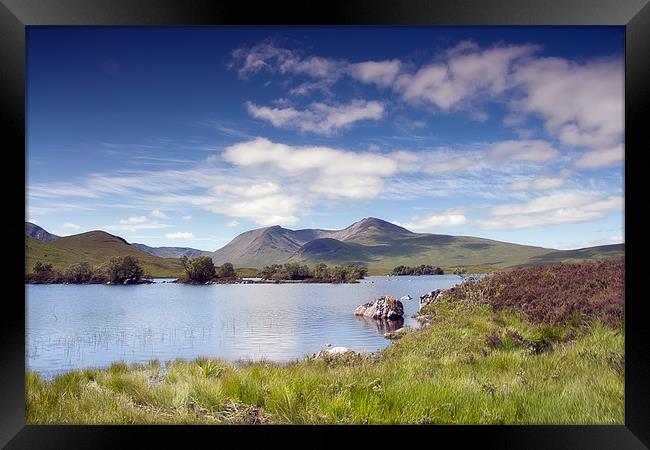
[25,231,183,277]
[294,234,555,274]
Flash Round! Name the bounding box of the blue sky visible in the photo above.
[26,26,624,251]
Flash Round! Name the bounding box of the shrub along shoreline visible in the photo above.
[26,257,369,285]
[26,257,623,424]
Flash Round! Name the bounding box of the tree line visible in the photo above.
[27,256,150,284]
[258,262,368,283]
[391,265,444,276]
[26,255,368,284]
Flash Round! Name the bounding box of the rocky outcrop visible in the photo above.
[418,289,447,312]
[354,295,404,320]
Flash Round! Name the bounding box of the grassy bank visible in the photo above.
[26,259,624,425]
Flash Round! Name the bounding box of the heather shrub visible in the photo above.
[442,258,624,327]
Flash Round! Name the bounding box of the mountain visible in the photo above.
[25,230,183,277]
[132,243,211,259]
[210,217,624,272]
[210,225,320,268]
[25,222,59,241]
[326,217,415,244]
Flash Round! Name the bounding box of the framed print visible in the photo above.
[2,0,648,447]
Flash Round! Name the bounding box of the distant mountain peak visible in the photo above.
[344,217,413,235]
[25,222,59,242]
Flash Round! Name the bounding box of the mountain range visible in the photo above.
[25,219,624,274]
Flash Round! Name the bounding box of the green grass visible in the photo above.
[26,232,184,277]
[27,297,623,424]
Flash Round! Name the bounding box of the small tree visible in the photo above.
[283,262,311,280]
[313,262,330,279]
[217,262,236,278]
[260,264,283,280]
[180,256,216,282]
[330,264,367,282]
[104,256,144,283]
[33,261,53,273]
[64,262,93,284]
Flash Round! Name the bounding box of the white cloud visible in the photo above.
[220,195,300,226]
[223,138,400,199]
[230,41,345,89]
[107,215,173,233]
[480,192,623,229]
[150,209,168,219]
[182,215,192,221]
[230,40,623,155]
[62,222,80,230]
[509,172,570,191]
[245,100,384,135]
[393,212,469,231]
[208,181,301,226]
[572,144,624,169]
[165,232,194,239]
[488,140,560,162]
[226,220,240,227]
[394,41,537,110]
[512,57,623,148]
[118,216,148,225]
[348,59,401,87]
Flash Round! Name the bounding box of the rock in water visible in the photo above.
[419,289,446,312]
[354,295,404,320]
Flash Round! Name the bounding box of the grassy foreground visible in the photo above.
[27,260,624,424]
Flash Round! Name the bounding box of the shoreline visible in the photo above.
[25,277,367,285]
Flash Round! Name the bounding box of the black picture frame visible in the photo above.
[2,0,647,447]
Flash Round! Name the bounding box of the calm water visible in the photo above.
[26,275,462,378]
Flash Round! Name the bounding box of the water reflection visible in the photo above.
[355,315,404,332]
[27,275,462,377]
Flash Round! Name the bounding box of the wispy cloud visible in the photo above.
[488,140,560,162]
[105,215,174,233]
[392,211,469,231]
[150,209,168,219]
[479,192,623,229]
[572,144,624,169]
[165,232,194,239]
[245,100,385,135]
